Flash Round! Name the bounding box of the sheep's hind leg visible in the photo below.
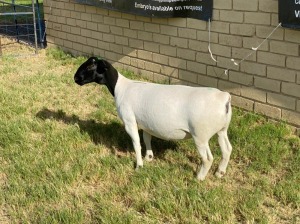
[215,129,232,178]
[125,123,143,169]
[143,131,154,161]
[194,138,213,181]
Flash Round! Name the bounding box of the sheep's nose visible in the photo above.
[74,76,82,85]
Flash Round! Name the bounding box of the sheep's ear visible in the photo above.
[85,57,98,70]
[98,59,108,68]
[97,59,109,73]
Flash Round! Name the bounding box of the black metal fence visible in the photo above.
[0,0,45,56]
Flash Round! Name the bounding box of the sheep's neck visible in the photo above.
[104,65,118,96]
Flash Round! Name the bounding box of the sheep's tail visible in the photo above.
[225,95,231,114]
[225,94,232,127]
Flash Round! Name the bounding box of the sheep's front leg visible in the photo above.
[193,138,213,181]
[125,123,143,169]
[143,131,154,161]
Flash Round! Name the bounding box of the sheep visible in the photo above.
[74,57,233,180]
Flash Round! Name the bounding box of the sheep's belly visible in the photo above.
[140,126,192,140]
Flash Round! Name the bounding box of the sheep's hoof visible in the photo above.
[135,164,143,171]
[145,154,153,162]
[197,174,206,181]
[215,170,225,178]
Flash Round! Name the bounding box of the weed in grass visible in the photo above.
[0,47,299,223]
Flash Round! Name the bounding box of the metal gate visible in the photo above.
[0,0,44,56]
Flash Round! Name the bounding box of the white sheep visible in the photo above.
[74,57,233,180]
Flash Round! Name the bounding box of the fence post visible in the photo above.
[0,35,2,56]
[32,0,38,54]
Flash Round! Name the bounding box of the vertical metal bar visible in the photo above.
[32,0,38,54]
[26,13,30,42]
[0,35,2,56]
[12,0,20,42]
[36,0,43,47]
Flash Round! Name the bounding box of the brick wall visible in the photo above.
[44,0,300,128]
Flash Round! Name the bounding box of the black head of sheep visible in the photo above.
[74,57,118,96]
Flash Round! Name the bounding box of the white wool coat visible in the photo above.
[114,73,231,141]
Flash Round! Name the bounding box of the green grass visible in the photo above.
[0,48,299,223]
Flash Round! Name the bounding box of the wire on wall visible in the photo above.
[207,20,282,79]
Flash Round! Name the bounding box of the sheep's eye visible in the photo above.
[86,64,94,71]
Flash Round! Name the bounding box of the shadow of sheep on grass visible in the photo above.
[36,108,178,161]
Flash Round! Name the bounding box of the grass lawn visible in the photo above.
[0,46,299,223]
